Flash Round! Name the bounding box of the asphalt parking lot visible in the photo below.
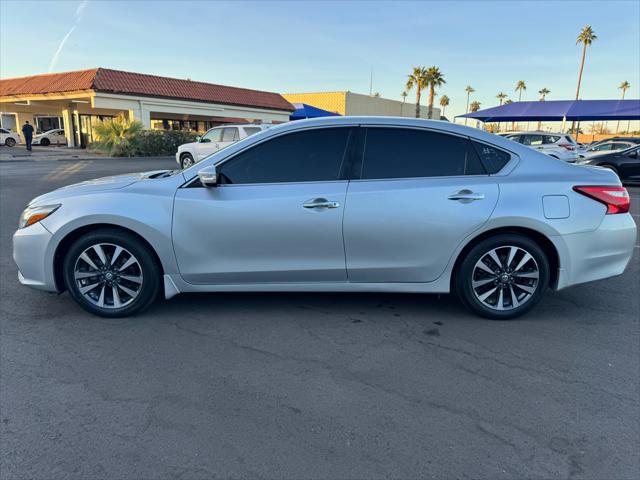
[1,158,638,479]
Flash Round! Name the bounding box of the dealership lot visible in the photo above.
[1,158,638,479]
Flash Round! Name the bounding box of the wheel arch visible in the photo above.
[450,226,560,290]
[53,223,165,293]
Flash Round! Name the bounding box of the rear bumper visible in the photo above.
[13,223,57,292]
[554,213,637,290]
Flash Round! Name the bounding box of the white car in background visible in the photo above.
[505,132,578,162]
[176,124,271,169]
[0,128,21,147]
[579,140,637,160]
[32,129,67,146]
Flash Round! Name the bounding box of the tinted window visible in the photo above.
[522,135,543,146]
[244,127,262,136]
[202,128,223,142]
[360,128,485,179]
[219,127,351,184]
[471,141,512,174]
[544,135,560,144]
[221,127,239,142]
[0,128,8,134]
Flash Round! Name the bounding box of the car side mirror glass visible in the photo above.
[197,165,218,187]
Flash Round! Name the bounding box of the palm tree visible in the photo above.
[406,66,428,118]
[401,90,408,116]
[537,88,551,129]
[464,85,475,125]
[504,99,513,105]
[575,25,597,100]
[496,92,508,105]
[470,101,481,112]
[92,114,144,156]
[616,81,630,133]
[515,80,527,101]
[425,66,446,119]
[439,95,450,119]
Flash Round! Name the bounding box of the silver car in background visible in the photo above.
[13,117,636,319]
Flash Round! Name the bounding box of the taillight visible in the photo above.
[559,143,575,151]
[573,186,630,214]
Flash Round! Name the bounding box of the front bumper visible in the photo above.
[554,213,637,290]
[13,222,57,292]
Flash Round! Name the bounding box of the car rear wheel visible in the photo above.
[63,229,161,317]
[180,153,195,169]
[455,234,549,320]
[40,137,50,146]
[5,138,16,147]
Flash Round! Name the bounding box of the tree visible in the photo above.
[401,90,408,116]
[91,114,144,156]
[464,85,475,125]
[575,25,597,100]
[616,80,630,133]
[425,66,446,119]
[496,92,508,105]
[470,101,481,112]
[406,66,428,118]
[504,99,513,105]
[515,80,527,101]
[537,88,551,129]
[439,95,450,119]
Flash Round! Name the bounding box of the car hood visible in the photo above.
[178,141,198,151]
[29,170,172,206]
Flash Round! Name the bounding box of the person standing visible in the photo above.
[22,121,34,152]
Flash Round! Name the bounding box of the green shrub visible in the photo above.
[89,115,199,157]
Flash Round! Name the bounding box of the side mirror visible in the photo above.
[197,165,218,188]
[195,136,202,142]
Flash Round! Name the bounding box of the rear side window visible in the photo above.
[221,127,239,142]
[360,128,485,179]
[219,127,351,184]
[522,135,543,146]
[471,141,512,174]
[544,135,561,144]
[243,127,262,136]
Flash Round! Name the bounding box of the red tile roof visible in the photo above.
[0,68,294,112]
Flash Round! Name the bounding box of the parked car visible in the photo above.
[32,129,67,146]
[581,137,640,150]
[13,117,636,320]
[0,128,21,147]
[176,124,271,169]
[505,132,578,162]
[577,145,640,183]
[579,140,636,159]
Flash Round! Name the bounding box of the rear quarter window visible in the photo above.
[471,141,512,174]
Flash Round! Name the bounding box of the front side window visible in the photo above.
[219,127,351,184]
[202,128,223,143]
[360,128,485,180]
[522,135,543,146]
[594,144,613,151]
[471,141,512,174]
[0,128,8,134]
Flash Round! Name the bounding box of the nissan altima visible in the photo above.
[13,117,636,319]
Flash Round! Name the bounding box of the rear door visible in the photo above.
[343,127,500,283]
[217,127,240,151]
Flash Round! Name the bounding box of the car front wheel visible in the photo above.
[40,138,50,146]
[63,229,161,317]
[455,234,549,320]
[5,138,16,147]
[180,153,195,169]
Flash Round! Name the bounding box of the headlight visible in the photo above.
[18,204,60,229]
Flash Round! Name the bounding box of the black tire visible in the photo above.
[5,138,16,147]
[40,137,50,146]
[180,153,195,169]
[455,234,550,320]
[63,228,161,317]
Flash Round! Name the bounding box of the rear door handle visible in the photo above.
[448,191,485,201]
[303,198,340,209]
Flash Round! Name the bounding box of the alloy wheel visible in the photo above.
[471,245,540,311]
[73,243,143,309]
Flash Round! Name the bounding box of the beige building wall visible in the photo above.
[283,91,441,119]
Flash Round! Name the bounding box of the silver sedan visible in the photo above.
[13,117,637,319]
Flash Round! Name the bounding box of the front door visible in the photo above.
[343,127,501,283]
[173,127,354,284]
[195,127,223,160]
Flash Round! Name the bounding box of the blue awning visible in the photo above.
[290,103,341,120]
[457,99,640,122]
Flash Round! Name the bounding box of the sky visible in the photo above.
[1,0,639,121]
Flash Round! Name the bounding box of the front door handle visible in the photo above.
[303,198,340,209]
[448,190,485,202]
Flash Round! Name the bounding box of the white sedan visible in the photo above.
[0,128,21,147]
[32,129,67,146]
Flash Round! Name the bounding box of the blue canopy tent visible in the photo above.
[290,103,341,120]
[457,99,640,127]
